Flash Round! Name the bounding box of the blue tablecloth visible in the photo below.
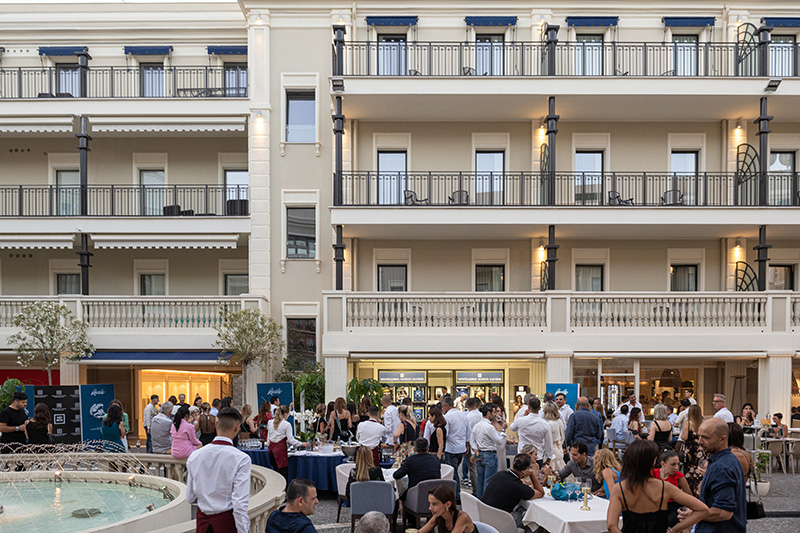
[239,448,272,468]
[288,454,348,492]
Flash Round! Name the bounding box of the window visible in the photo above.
[56,273,80,295]
[224,63,247,97]
[286,318,317,370]
[575,151,603,205]
[770,35,796,77]
[769,265,795,290]
[377,151,407,205]
[378,34,407,76]
[475,151,504,206]
[673,35,698,76]
[224,274,249,295]
[56,65,79,97]
[56,169,79,216]
[378,265,407,292]
[671,265,698,291]
[140,63,164,97]
[671,151,698,205]
[286,91,315,142]
[140,169,165,215]
[575,265,604,291]
[286,207,316,258]
[576,34,603,76]
[224,169,248,201]
[476,34,504,75]
[476,265,505,291]
[769,151,795,206]
[140,273,166,295]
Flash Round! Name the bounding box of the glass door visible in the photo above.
[671,151,698,205]
[599,359,637,414]
[673,35,698,76]
[575,34,603,76]
[378,34,406,76]
[476,34,504,75]
[770,35,796,77]
[475,151,504,205]
[377,151,407,205]
[575,151,603,205]
[56,169,80,216]
[769,151,795,206]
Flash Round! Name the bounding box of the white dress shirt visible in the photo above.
[423,419,435,441]
[469,418,507,452]
[714,407,734,423]
[613,402,645,423]
[610,413,629,444]
[444,408,467,454]
[383,405,400,444]
[558,404,574,425]
[143,402,158,429]
[186,436,251,533]
[466,408,483,452]
[510,412,554,460]
[687,397,697,405]
[357,418,386,448]
[675,408,689,432]
[267,419,301,446]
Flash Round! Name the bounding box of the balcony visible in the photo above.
[0,66,247,99]
[0,185,248,216]
[341,41,798,78]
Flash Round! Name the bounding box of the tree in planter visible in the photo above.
[7,301,94,385]
[346,377,386,406]
[213,307,285,404]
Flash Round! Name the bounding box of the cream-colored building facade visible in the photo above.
[1,1,800,433]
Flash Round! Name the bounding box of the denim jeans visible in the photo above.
[443,452,464,500]
[475,450,498,500]
[144,427,152,453]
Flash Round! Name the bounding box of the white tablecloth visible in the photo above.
[521,495,612,533]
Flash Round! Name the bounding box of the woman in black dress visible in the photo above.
[428,406,447,461]
[680,405,706,496]
[25,403,52,446]
[197,402,217,446]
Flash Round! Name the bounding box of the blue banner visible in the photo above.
[24,385,35,417]
[80,384,115,442]
[257,382,295,426]
[546,383,580,407]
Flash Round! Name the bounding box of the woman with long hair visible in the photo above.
[628,407,644,439]
[25,402,53,445]
[543,401,566,471]
[680,404,705,496]
[418,485,475,533]
[268,405,306,480]
[101,403,126,453]
[170,405,202,458]
[606,441,707,533]
[740,402,756,426]
[593,398,607,425]
[239,404,258,439]
[345,445,385,500]
[168,395,179,416]
[198,402,217,446]
[193,396,203,408]
[593,448,621,498]
[428,406,447,461]
[648,404,673,451]
[313,403,327,435]
[328,397,352,441]
[727,422,753,478]
[651,450,692,528]
[347,400,362,433]
[393,405,418,460]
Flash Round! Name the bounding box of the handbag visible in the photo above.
[747,473,766,519]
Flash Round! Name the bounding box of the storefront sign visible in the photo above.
[456,371,504,383]
[257,382,295,426]
[546,383,580,405]
[80,384,115,443]
[378,371,427,383]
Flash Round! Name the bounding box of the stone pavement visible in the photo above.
[301,473,800,533]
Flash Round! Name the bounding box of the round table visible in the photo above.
[239,448,272,468]
[288,450,348,491]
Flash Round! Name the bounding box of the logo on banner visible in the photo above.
[90,388,106,396]
[89,403,106,419]
[267,387,283,396]
[54,414,65,425]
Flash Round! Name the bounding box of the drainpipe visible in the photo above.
[546,225,559,291]
[76,48,91,98]
[755,97,772,206]
[544,24,559,76]
[332,25,347,290]
[74,115,92,295]
[546,96,559,206]
[755,225,771,291]
[757,26,772,78]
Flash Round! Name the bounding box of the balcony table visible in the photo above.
[521,492,615,533]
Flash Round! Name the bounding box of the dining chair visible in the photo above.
[440,463,455,480]
[766,440,786,473]
[788,441,800,474]
[460,491,481,519]
[403,479,456,528]
[350,481,396,533]
[474,522,500,533]
[335,463,356,522]
[605,427,617,449]
[476,498,523,533]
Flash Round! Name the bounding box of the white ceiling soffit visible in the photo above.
[90,116,246,133]
[92,234,239,249]
[0,117,73,133]
[0,234,74,249]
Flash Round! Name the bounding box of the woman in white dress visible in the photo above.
[543,401,566,471]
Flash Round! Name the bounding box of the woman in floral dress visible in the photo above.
[680,404,706,496]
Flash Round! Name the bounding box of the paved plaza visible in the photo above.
[304,472,800,533]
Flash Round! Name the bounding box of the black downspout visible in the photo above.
[546,96,559,206]
[546,225,559,291]
[76,48,91,98]
[544,24,559,76]
[332,25,347,290]
[75,115,92,295]
[755,225,771,291]
[757,26,772,78]
[755,97,772,206]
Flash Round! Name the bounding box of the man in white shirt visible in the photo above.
[381,395,399,445]
[357,406,387,466]
[510,397,553,467]
[209,398,220,416]
[555,393,574,426]
[712,393,734,423]
[613,393,645,424]
[609,404,630,449]
[186,407,251,532]
[442,396,468,502]
[684,389,697,405]
[674,399,692,434]
[142,394,159,453]
[454,391,468,411]
[470,404,507,499]
[465,397,483,490]
[270,395,280,415]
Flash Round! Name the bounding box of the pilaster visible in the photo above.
[758,353,793,419]
[324,354,349,400]
[545,352,573,384]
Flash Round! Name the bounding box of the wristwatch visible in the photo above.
[14,426,19,431]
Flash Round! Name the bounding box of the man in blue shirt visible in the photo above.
[678,418,746,533]
[565,396,602,455]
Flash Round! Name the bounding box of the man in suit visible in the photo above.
[393,437,441,500]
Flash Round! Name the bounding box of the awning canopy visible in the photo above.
[39,46,88,56]
[207,45,247,55]
[0,234,74,249]
[366,16,418,26]
[90,351,229,364]
[91,234,239,249]
[566,16,619,27]
[124,45,173,56]
[663,17,715,27]
[465,16,517,27]
[762,17,800,28]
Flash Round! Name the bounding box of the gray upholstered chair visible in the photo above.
[403,479,457,528]
[350,481,395,533]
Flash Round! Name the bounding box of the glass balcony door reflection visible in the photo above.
[56,65,79,96]
[671,151,698,205]
[770,35,796,77]
[140,63,165,97]
[378,34,407,76]
[56,169,80,216]
[377,151,407,205]
[575,34,603,76]
[769,151,795,206]
[575,151,603,205]
[140,169,165,215]
[475,264,505,324]
[476,34,504,75]
[673,35,698,76]
[768,265,796,290]
[476,151,504,205]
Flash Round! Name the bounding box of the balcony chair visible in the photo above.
[350,480,396,533]
[162,204,181,216]
[614,69,629,76]
[462,67,477,76]
[661,69,676,76]
[403,479,456,528]
[408,69,422,76]
[661,189,684,206]
[226,198,249,215]
[180,209,195,216]
[404,190,430,205]
[449,190,469,205]
[608,190,634,206]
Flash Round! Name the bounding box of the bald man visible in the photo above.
[564,396,602,455]
[678,418,746,533]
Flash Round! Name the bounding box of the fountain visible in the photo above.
[0,442,190,533]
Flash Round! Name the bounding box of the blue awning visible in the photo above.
[762,17,800,28]
[465,16,517,27]
[663,17,715,27]
[566,16,619,27]
[207,45,247,55]
[124,45,173,56]
[91,351,228,362]
[39,46,88,56]
[366,16,418,26]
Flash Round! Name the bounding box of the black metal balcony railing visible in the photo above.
[0,67,247,99]
[340,172,800,207]
[0,185,249,216]
[341,41,800,78]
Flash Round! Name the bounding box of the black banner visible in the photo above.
[32,385,82,444]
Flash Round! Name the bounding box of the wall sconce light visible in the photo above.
[338,12,344,24]
[539,15,545,26]
[256,12,262,24]
[736,119,742,130]
[736,15,742,25]
[735,239,741,248]
[765,78,782,92]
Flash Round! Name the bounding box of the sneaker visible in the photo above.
[342,500,350,508]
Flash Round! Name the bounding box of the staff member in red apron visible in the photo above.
[356,405,386,466]
[268,405,307,480]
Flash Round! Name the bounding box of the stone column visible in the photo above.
[758,353,792,419]
[324,354,349,400]
[59,359,81,386]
